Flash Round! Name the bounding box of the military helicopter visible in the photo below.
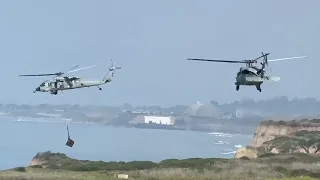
[187,52,306,92]
[19,59,122,95]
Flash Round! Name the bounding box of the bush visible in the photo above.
[59,160,158,172]
[158,158,222,169]
[239,156,250,160]
[290,169,320,178]
[310,119,320,123]
[30,165,42,168]
[267,177,319,180]
[273,166,289,175]
[258,153,276,158]
[14,167,26,172]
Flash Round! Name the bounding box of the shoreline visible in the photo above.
[1,116,254,135]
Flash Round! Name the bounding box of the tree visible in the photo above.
[210,100,219,106]
[306,138,320,154]
[296,138,320,154]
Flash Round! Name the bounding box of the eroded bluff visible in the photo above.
[235,119,320,159]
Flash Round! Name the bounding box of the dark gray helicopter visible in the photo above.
[187,52,306,92]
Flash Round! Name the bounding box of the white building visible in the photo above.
[129,115,174,125]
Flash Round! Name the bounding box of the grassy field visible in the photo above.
[1,151,320,180]
[0,168,319,180]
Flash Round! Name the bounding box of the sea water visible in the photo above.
[0,118,252,170]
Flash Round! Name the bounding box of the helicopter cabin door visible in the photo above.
[48,82,57,89]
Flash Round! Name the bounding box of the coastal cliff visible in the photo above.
[235,119,320,159]
[28,151,69,168]
[250,119,320,147]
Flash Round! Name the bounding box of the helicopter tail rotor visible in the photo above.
[109,58,122,72]
[259,52,269,78]
[102,59,122,83]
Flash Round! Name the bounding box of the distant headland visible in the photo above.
[1,96,320,134]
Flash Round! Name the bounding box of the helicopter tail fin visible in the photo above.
[259,52,269,78]
[102,59,122,83]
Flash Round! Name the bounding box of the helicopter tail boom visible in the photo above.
[263,76,280,82]
[239,76,280,84]
[102,59,122,83]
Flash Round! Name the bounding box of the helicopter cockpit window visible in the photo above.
[242,70,255,75]
[242,70,249,74]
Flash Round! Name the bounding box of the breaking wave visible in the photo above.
[208,132,234,138]
[15,116,71,123]
[234,144,242,148]
[221,148,236,155]
[214,140,230,145]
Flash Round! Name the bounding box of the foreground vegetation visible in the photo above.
[261,119,320,127]
[1,151,320,180]
[256,130,320,155]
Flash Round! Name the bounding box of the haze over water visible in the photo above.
[0,118,251,170]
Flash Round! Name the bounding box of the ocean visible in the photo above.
[0,118,252,170]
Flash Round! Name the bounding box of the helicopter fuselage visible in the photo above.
[235,67,263,85]
[35,78,108,94]
[234,67,280,92]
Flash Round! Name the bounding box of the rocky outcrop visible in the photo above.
[28,151,68,167]
[28,152,50,166]
[234,147,258,159]
[29,157,44,166]
[250,120,320,147]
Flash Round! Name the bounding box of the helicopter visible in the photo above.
[19,59,122,95]
[187,52,306,92]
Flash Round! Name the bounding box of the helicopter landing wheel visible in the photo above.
[97,86,102,91]
[256,85,261,92]
[51,91,58,95]
[236,85,239,91]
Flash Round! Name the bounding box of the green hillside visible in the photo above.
[1,151,320,180]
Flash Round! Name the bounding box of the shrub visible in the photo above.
[30,165,42,168]
[290,169,320,178]
[267,177,319,180]
[158,158,222,169]
[258,153,276,158]
[273,166,289,175]
[239,156,250,160]
[14,167,26,172]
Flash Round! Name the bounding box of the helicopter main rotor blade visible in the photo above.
[67,65,95,74]
[187,58,248,63]
[69,65,80,71]
[19,65,94,77]
[19,73,60,77]
[268,56,306,62]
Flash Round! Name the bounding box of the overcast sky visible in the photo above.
[0,0,318,107]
